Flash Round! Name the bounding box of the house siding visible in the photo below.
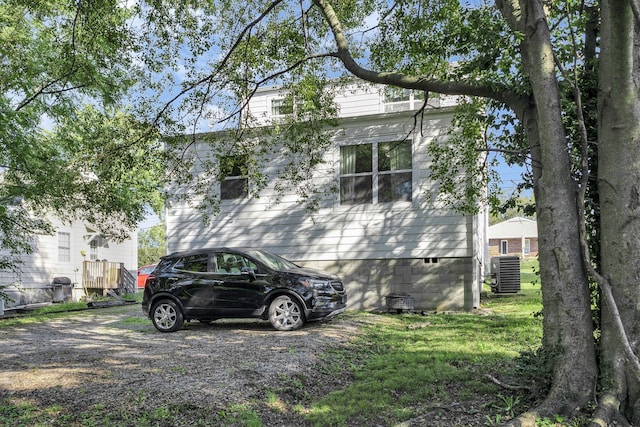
[166,85,486,311]
[0,219,138,307]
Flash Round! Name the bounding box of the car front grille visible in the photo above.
[330,280,345,293]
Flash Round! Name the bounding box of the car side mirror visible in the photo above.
[240,266,257,281]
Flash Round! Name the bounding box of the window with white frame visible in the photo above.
[58,232,70,262]
[271,98,293,118]
[383,87,426,112]
[524,239,531,255]
[500,240,508,255]
[340,141,412,205]
[220,155,248,200]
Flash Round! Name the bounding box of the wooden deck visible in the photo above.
[82,261,136,295]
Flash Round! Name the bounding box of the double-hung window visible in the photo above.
[271,98,293,118]
[340,141,412,205]
[220,155,248,200]
[58,232,70,262]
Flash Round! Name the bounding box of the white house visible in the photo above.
[164,84,488,311]
[0,217,138,309]
[488,217,538,258]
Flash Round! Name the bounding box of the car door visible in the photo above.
[211,251,269,315]
[171,252,222,317]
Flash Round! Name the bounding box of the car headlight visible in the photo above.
[300,279,331,290]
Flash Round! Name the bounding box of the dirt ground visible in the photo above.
[0,303,363,426]
[0,304,499,426]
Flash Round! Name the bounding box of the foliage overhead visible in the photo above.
[0,0,164,267]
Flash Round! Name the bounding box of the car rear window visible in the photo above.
[173,254,209,272]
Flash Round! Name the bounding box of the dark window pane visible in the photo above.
[221,178,248,200]
[378,172,412,202]
[179,254,209,272]
[378,141,412,172]
[341,144,372,174]
[340,176,372,204]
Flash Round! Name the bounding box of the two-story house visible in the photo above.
[164,84,488,312]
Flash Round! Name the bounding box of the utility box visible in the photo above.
[490,256,521,294]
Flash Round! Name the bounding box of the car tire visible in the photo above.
[151,299,184,332]
[268,295,304,331]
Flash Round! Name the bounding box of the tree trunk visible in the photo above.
[595,0,640,424]
[500,0,597,422]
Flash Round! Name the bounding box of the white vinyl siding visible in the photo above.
[165,108,473,262]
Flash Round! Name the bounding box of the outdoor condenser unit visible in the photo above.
[490,256,521,294]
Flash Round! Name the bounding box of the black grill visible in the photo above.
[330,281,345,292]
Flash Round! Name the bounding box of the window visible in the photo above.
[500,240,508,255]
[174,254,209,272]
[383,87,427,112]
[340,141,412,205]
[58,232,70,262]
[524,239,531,256]
[383,87,411,104]
[271,98,293,117]
[220,155,248,200]
[214,252,258,273]
[90,239,98,260]
[340,144,373,205]
[378,141,412,202]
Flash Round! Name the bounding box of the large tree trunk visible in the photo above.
[595,0,640,424]
[500,0,597,422]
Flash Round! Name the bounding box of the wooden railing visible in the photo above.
[82,261,136,295]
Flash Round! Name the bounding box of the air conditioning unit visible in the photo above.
[490,256,521,294]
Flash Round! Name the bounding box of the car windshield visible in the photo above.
[244,250,298,271]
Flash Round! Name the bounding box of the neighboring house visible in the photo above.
[165,84,488,311]
[488,217,538,258]
[0,217,138,309]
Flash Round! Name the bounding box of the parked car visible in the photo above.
[137,264,157,289]
[141,248,347,332]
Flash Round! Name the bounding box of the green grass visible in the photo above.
[0,261,548,426]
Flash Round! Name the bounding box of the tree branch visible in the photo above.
[312,0,521,107]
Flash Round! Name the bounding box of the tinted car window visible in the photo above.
[214,252,258,273]
[174,254,209,272]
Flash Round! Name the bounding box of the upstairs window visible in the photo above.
[220,155,248,200]
[340,141,412,205]
[271,98,293,118]
[383,87,426,112]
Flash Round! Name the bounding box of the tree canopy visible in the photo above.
[0,0,163,268]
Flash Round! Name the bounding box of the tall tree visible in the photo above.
[138,222,166,266]
[132,0,639,424]
[0,0,162,270]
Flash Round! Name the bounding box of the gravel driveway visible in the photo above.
[0,303,361,426]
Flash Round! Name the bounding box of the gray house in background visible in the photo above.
[165,84,488,312]
[488,217,538,258]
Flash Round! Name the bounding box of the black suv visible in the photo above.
[141,248,347,332]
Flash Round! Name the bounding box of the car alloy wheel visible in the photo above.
[268,295,304,331]
[151,299,184,332]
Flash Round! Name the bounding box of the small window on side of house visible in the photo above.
[220,155,248,200]
[58,232,71,262]
[271,98,293,118]
[500,240,508,255]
